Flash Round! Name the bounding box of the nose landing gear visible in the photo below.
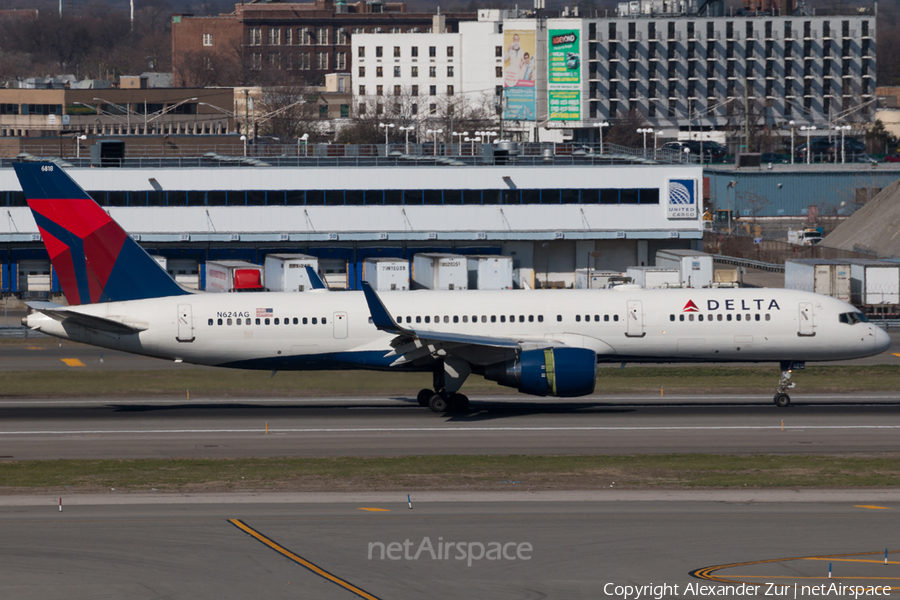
[774,361,804,407]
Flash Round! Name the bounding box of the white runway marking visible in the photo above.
[3,425,900,435]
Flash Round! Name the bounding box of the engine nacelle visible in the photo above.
[484,347,597,397]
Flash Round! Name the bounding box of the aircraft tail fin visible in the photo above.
[13,162,191,305]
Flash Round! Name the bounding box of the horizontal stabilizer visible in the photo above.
[26,302,147,335]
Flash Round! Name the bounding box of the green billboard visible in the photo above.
[548,28,581,121]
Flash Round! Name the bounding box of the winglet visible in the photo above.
[304,265,328,290]
[361,281,408,335]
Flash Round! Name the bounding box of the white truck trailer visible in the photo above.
[264,254,321,292]
[364,257,409,291]
[205,260,264,293]
[848,260,900,307]
[626,266,681,288]
[412,253,468,290]
[574,269,627,289]
[654,249,714,288]
[467,255,513,290]
[784,259,851,303]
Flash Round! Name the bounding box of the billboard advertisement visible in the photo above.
[502,30,536,121]
[548,28,581,121]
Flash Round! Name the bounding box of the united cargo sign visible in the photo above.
[667,179,697,220]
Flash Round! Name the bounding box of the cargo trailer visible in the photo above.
[205,260,264,293]
[784,259,851,303]
[364,257,409,291]
[264,254,320,292]
[467,255,513,290]
[412,253,468,290]
[654,249,714,288]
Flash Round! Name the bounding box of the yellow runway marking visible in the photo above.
[358,508,390,512]
[25,346,44,350]
[892,353,900,358]
[855,505,892,510]
[60,358,85,367]
[228,518,382,600]
[805,557,900,565]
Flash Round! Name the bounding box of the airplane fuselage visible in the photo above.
[26,287,889,372]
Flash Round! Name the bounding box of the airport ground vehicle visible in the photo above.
[14,162,891,410]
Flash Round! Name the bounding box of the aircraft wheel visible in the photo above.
[774,393,791,408]
[417,389,433,407]
[428,393,449,413]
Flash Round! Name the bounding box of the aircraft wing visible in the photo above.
[361,283,539,367]
[26,302,148,335]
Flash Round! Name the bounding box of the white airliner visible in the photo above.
[14,162,891,412]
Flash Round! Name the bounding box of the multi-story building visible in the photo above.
[352,5,876,141]
[171,0,476,87]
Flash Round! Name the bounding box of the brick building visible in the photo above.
[172,0,476,86]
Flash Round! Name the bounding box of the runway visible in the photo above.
[1,495,898,599]
[4,394,900,459]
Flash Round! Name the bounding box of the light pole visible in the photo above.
[653,130,664,160]
[75,134,87,159]
[426,128,443,155]
[452,131,468,155]
[378,122,394,152]
[837,125,851,164]
[726,180,737,235]
[464,136,481,155]
[801,125,817,164]
[789,120,796,165]
[298,133,309,157]
[399,125,414,154]
[597,121,609,154]
[240,135,247,157]
[637,128,653,158]
[93,97,135,130]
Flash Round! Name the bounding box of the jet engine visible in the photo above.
[484,347,597,397]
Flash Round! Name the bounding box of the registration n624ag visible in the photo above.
[216,311,250,318]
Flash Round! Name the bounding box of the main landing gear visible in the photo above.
[774,361,803,407]
[417,388,469,413]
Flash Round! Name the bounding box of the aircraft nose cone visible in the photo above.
[874,326,892,354]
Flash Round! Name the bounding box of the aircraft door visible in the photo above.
[798,302,815,336]
[333,312,348,339]
[626,300,645,337]
[176,304,194,342]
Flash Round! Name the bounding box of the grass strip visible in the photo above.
[2,365,900,398]
[2,454,900,493]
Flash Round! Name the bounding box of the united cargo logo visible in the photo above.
[682,300,700,312]
[667,179,697,220]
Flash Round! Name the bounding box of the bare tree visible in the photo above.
[256,83,322,141]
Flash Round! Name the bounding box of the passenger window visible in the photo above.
[208,319,214,326]
[265,318,270,325]
[698,315,703,322]
[444,316,449,323]
[669,315,675,322]
[736,315,741,322]
[218,318,223,325]
[576,315,581,322]
[312,317,318,324]
[256,318,261,325]
[237,318,243,325]
[416,316,422,323]
[274,318,280,325]
[227,318,233,325]
[425,316,431,323]
[463,316,468,323]
[453,316,459,323]
[528,315,534,322]
[491,316,497,323]
[765,314,771,321]
[501,315,507,323]
[285,319,289,326]
[717,314,723,321]
[679,315,685,322]
[726,314,732,321]
[755,314,760,321]
[294,318,299,324]
[510,315,515,322]
[746,314,751,321]
[322,317,326,324]
[538,315,544,322]
[434,316,439,323]
[614,315,619,321]
[688,314,694,321]
[594,315,600,322]
[557,315,562,322]
[482,316,487,323]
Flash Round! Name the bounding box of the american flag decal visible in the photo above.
[256,308,273,317]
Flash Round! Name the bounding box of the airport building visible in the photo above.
[0,160,703,295]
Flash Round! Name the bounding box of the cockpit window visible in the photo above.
[839,312,868,325]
